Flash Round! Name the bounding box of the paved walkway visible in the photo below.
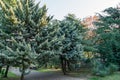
[10,68,88,80]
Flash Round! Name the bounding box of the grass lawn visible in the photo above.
[0,72,19,80]
[37,68,120,80]
[38,68,61,72]
[89,72,120,80]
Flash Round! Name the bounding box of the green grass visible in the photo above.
[0,72,19,80]
[8,72,18,78]
[66,68,92,79]
[89,72,120,80]
[38,68,61,72]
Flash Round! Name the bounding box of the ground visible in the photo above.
[89,72,120,80]
[2,68,120,80]
[10,68,88,80]
[25,70,87,80]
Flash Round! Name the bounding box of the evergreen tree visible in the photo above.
[3,0,17,7]
[0,36,36,80]
[0,0,52,41]
[34,19,62,67]
[0,0,52,79]
[58,14,84,74]
[94,6,120,70]
[35,14,84,75]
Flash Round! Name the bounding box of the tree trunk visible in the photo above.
[45,63,48,68]
[0,58,4,73]
[118,63,120,71]
[4,65,9,78]
[21,71,24,80]
[20,60,25,80]
[60,55,66,75]
[0,66,2,73]
[64,59,67,72]
[67,60,71,71]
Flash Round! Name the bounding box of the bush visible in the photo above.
[92,64,109,77]
[0,69,5,77]
[92,59,118,77]
[108,63,118,74]
[96,68,109,77]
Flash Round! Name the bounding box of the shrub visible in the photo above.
[92,64,109,77]
[92,59,118,77]
[0,69,5,77]
[108,63,118,74]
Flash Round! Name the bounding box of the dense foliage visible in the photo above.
[93,6,120,76]
[0,0,51,80]
[58,14,84,74]
[0,0,120,79]
[34,14,85,74]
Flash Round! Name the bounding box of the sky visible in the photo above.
[35,0,120,20]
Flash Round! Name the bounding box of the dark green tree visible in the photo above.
[94,6,120,74]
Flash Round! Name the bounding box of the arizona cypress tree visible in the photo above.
[0,0,52,42]
[10,38,36,80]
[58,14,84,74]
[34,19,63,67]
[35,14,84,75]
[0,0,52,79]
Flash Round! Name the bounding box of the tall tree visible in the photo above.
[34,19,62,67]
[0,0,52,79]
[35,14,85,75]
[94,6,120,69]
[59,14,84,74]
[3,0,17,7]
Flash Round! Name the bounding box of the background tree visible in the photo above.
[34,19,62,68]
[58,14,84,74]
[93,6,120,76]
[35,14,85,75]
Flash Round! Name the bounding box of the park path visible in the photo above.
[10,68,88,80]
